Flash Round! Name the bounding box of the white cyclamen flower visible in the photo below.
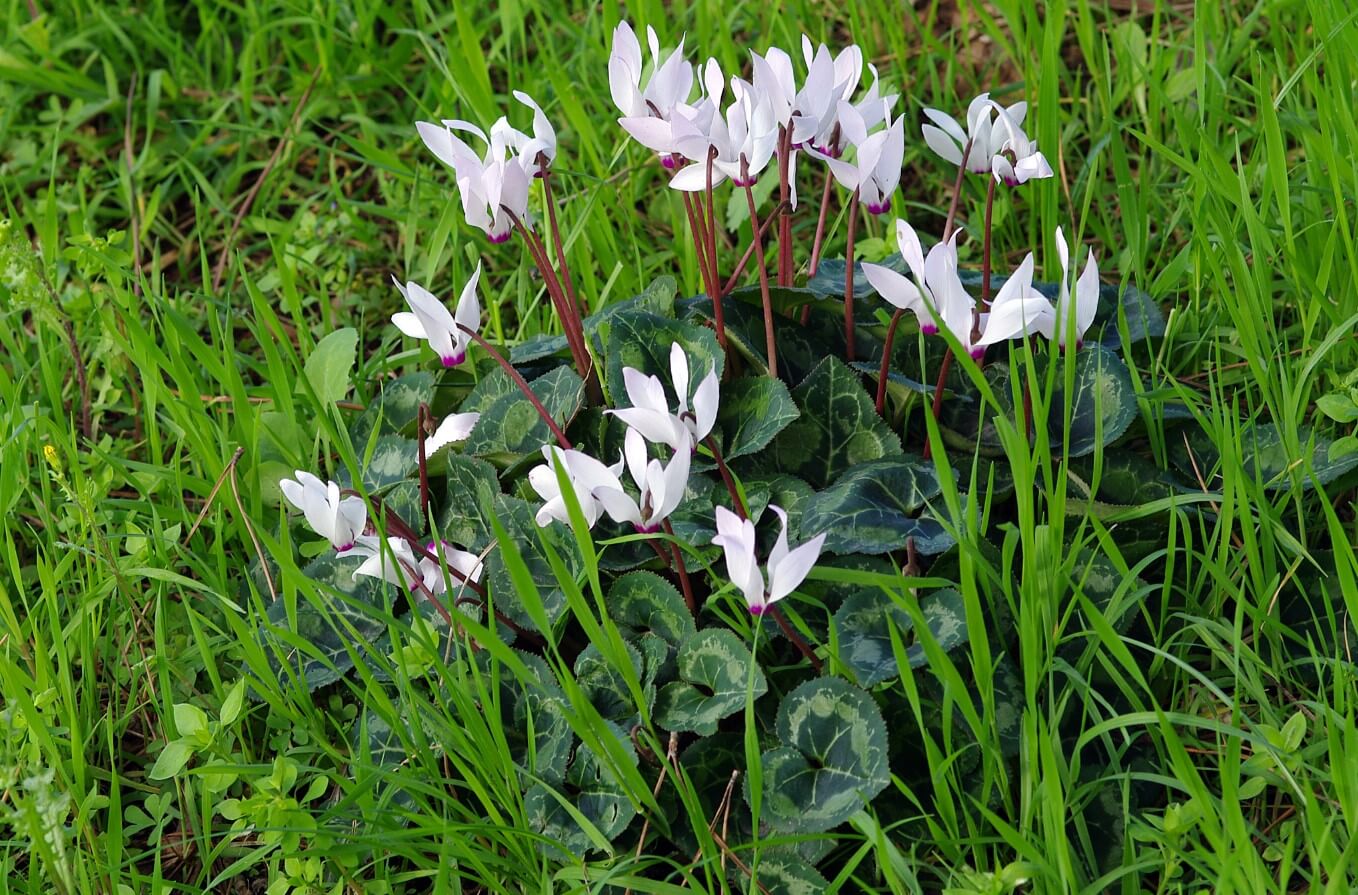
[711,505,826,616]
[419,540,484,596]
[805,109,905,213]
[863,219,977,354]
[987,102,1053,186]
[528,446,625,529]
[350,535,421,589]
[425,412,480,454]
[607,343,719,452]
[415,120,532,241]
[1051,227,1100,349]
[611,22,697,168]
[280,470,366,552]
[498,91,557,170]
[670,79,778,189]
[391,263,482,368]
[595,427,692,533]
[921,93,1027,174]
[974,253,1057,348]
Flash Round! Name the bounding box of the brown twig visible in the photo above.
[626,731,681,895]
[228,452,277,602]
[212,69,320,292]
[456,323,571,449]
[186,446,244,542]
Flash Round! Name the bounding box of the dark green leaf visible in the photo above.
[770,356,901,488]
[756,677,890,832]
[1057,343,1139,458]
[437,454,501,550]
[484,495,582,632]
[716,376,800,460]
[832,587,968,686]
[605,311,724,408]
[464,366,585,466]
[1171,421,1358,490]
[610,571,697,650]
[350,372,434,446]
[523,726,638,855]
[799,457,953,556]
[575,642,651,727]
[655,629,766,735]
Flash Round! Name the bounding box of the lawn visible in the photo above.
[3,0,1358,892]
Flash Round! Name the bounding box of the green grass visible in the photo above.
[3,0,1358,891]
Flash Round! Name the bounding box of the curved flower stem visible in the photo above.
[661,519,696,616]
[705,435,747,520]
[771,607,822,673]
[740,165,778,379]
[776,125,793,286]
[539,163,586,317]
[875,307,906,415]
[922,347,954,461]
[680,192,718,303]
[720,200,790,296]
[942,139,974,242]
[972,176,998,351]
[705,148,728,350]
[510,214,600,403]
[417,402,431,523]
[456,323,572,449]
[802,170,836,328]
[843,190,861,362]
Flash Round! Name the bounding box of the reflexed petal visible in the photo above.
[922,107,967,146]
[667,163,711,191]
[921,123,963,166]
[669,343,691,410]
[391,311,427,339]
[862,263,923,312]
[767,533,826,604]
[622,367,670,414]
[608,407,685,451]
[691,368,720,441]
[623,426,650,489]
[619,115,677,153]
[895,218,927,283]
[426,412,480,453]
[454,263,482,342]
[595,486,643,527]
[1075,249,1100,339]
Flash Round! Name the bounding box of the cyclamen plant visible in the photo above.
[265,19,1168,882]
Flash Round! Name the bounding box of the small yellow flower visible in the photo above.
[42,444,62,476]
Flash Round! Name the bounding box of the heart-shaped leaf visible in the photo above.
[610,571,697,650]
[484,494,583,632]
[464,366,585,466]
[799,457,954,556]
[1056,343,1138,458]
[338,435,419,492]
[832,587,969,686]
[655,629,767,736]
[437,454,501,550]
[512,276,678,364]
[350,372,434,446]
[575,642,651,727]
[523,724,638,855]
[715,376,800,460]
[605,311,724,408]
[748,854,831,894]
[770,356,902,488]
[259,552,391,691]
[756,676,890,832]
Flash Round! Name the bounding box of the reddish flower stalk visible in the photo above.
[705,435,747,520]
[922,348,954,461]
[843,190,861,362]
[740,157,778,379]
[720,200,790,296]
[705,148,728,350]
[776,125,793,286]
[772,607,822,673]
[539,162,586,317]
[510,214,597,400]
[661,519,696,615]
[875,307,906,415]
[941,139,974,242]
